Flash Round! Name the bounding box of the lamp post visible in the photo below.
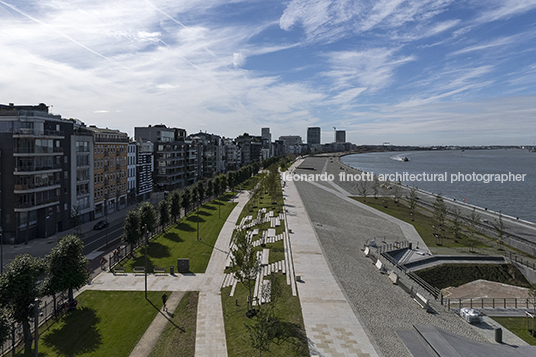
[196,201,200,241]
[33,298,39,357]
[144,224,148,300]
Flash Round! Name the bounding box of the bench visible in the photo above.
[153,267,166,275]
[133,266,145,275]
[113,266,126,275]
[414,292,430,312]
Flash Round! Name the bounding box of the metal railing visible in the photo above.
[446,297,536,311]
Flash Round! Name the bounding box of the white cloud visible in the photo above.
[322,48,415,92]
[233,52,245,67]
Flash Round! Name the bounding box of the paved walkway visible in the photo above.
[283,159,381,357]
[194,191,248,357]
[130,291,186,357]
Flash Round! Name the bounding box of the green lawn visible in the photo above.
[19,290,166,357]
[491,317,536,345]
[222,274,309,356]
[148,291,199,357]
[121,193,237,273]
[352,197,488,249]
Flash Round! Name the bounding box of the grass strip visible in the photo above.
[148,291,199,357]
[490,317,536,345]
[19,290,165,357]
[121,192,237,273]
[222,274,309,356]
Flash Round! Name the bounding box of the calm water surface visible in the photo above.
[341,149,536,223]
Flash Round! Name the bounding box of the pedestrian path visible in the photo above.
[283,159,381,357]
[130,291,186,357]
[194,191,248,357]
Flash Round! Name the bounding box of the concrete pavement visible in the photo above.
[284,159,382,357]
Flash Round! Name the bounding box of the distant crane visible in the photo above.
[333,127,336,143]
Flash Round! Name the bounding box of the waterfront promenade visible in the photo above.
[288,156,535,356]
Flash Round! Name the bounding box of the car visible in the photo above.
[93,219,109,230]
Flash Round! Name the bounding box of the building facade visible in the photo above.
[0,103,73,243]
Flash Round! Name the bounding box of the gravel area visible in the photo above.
[293,157,490,357]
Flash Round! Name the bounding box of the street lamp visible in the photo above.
[196,202,200,241]
[32,298,39,357]
[144,224,148,300]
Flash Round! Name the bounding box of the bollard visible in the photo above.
[170,265,174,275]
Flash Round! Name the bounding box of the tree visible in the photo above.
[158,199,170,232]
[392,183,402,204]
[191,185,199,207]
[0,310,9,346]
[450,207,463,241]
[0,254,44,352]
[245,307,274,357]
[181,188,191,215]
[122,209,141,255]
[230,229,260,314]
[493,212,507,249]
[371,177,380,199]
[432,194,447,240]
[70,205,83,238]
[357,179,369,202]
[196,180,205,203]
[206,179,214,199]
[220,174,228,194]
[139,201,157,234]
[468,208,481,251]
[44,235,88,305]
[228,171,236,191]
[169,190,181,222]
[214,176,221,197]
[407,186,417,220]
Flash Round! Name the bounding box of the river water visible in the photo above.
[341,149,536,223]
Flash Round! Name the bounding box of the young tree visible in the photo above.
[44,235,89,306]
[228,171,236,191]
[181,187,191,215]
[493,211,507,248]
[158,199,170,232]
[169,190,181,222]
[357,179,369,202]
[206,179,214,199]
[407,186,418,219]
[468,207,481,250]
[245,307,273,357]
[230,229,260,314]
[450,207,463,241]
[70,205,83,238]
[139,201,157,234]
[214,176,221,197]
[0,254,44,352]
[392,183,402,204]
[220,174,228,193]
[371,177,380,199]
[196,180,205,203]
[122,209,141,255]
[432,194,448,239]
[0,310,9,347]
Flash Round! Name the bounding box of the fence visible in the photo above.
[1,291,72,356]
[446,297,536,311]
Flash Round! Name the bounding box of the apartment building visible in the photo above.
[87,126,129,218]
[0,103,73,243]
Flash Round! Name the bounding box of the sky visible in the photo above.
[1,0,536,146]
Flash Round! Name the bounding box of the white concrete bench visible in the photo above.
[414,292,430,311]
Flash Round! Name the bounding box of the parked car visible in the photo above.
[93,219,109,230]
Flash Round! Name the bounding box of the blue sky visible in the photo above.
[1,0,536,145]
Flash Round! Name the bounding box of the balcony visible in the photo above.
[13,147,64,155]
[12,128,65,138]
[14,198,60,212]
[14,163,62,173]
[14,181,61,193]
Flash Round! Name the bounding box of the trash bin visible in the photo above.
[170,265,174,275]
[495,327,502,343]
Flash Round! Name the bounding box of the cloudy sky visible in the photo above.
[1,0,536,145]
